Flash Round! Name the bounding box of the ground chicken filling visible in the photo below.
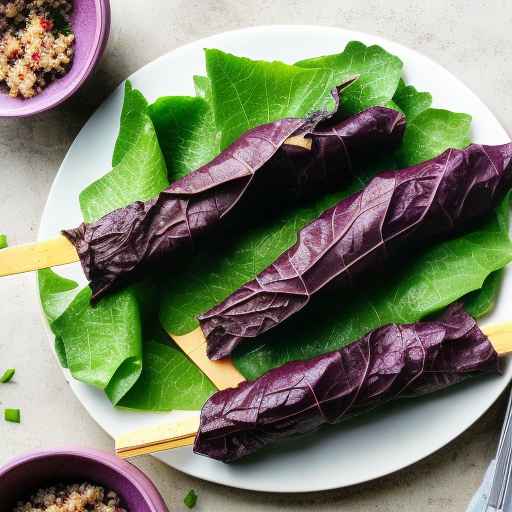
[0,0,74,98]
[13,482,128,512]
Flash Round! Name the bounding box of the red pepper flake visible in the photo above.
[39,17,53,31]
[31,51,40,62]
[18,74,24,80]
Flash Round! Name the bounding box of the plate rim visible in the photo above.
[37,24,512,493]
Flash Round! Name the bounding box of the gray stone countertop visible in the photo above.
[1,1,511,510]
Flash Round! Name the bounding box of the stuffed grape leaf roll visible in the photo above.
[200,143,512,359]
[194,304,499,462]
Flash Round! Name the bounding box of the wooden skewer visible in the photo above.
[115,415,200,459]
[115,322,512,459]
[0,235,78,276]
[172,328,245,390]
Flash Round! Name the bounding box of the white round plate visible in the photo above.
[38,25,512,493]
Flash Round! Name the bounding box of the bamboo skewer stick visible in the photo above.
[171,328,245,390]
[115,415,200,459]
[115,322,512,459]
[0,235,78,276]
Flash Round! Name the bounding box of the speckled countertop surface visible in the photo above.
[1,1,512,510]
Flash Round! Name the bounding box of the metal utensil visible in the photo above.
[486,387,512,511]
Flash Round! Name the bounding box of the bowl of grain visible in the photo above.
[0,0,110,117]
[0,448,169,511]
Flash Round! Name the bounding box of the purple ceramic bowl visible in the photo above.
[0,0,110,117]
[0,448,169,511]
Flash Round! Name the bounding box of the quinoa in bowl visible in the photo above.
[13,482,128,512]
[0,0,75,98]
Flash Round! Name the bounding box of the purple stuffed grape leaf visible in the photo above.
[159,108,484,343]
[66,98,405,302]
[196,304,499,462]
[233,194,512,379]
[200,143,512,359]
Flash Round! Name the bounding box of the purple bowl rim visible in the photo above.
[0,0,111,118]
[0,448,169,512]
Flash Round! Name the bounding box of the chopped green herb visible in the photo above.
[4,408,20,423]
[0,368,15,383]
[0,234,7,249]
[183,489,198,509]
[48,8,72,36]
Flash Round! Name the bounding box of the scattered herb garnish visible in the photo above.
[183,489,198,509]
[0,368,15,383]
[4,408,20,423]
[0,234,7,249]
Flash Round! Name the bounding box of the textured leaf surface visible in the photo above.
[112,81,149,166]
[80,98,169,223]
[38,268,79,325]
[44,83,222,411]
[149,95,219,181]
[193,75,212,100]
[51,286,143,405]
[205,49,338,147]
[234,194,512,379]
[38,268,80,368]
[119,337,215,411]
[397,108,471,167]
[201,144,512,359]
[196,305,499,462]
[295,41,403,114]
[393,79,432,120]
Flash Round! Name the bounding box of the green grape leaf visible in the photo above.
[393,78,432,120]
[51,286,143,405]
[119,337,215,411]
[112,81,149,166]
[149,95,219,182]
[397,108,472,167]
[205,48,338,148]
[80,90,168,223]
[295,41,403,114]
[38,268,79,325]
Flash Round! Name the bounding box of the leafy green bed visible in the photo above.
[39,42,512,411]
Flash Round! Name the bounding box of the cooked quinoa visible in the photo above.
[13,482,128,512]
[0,0,74,98]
